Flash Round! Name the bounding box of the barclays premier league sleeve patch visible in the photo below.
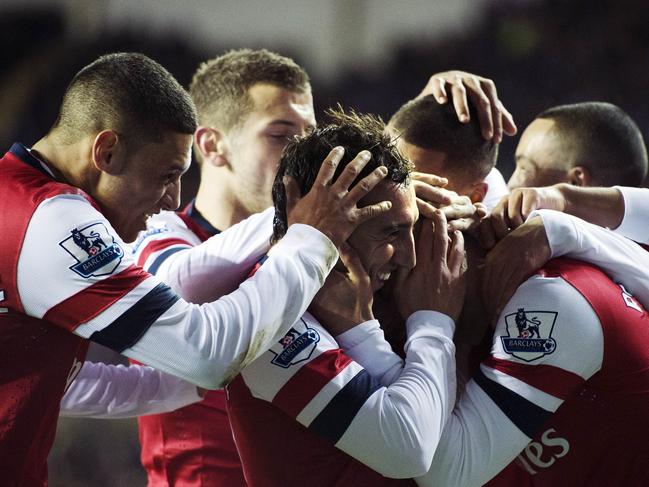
[59,222,124,278]
[270,317,320,368]
[500,308,558,362]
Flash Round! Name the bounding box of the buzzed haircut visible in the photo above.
[272,107,412,243]
[537,102,648,187]
[389,95,498,183]
[189,48,310,132]
[53,52,197,152]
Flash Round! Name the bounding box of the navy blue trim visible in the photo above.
[309,369,382,444]
[474,368,552,438]
[8,143,54,178]
[147,247,188,275]
[184,199,220,236]
[90,283,180,352]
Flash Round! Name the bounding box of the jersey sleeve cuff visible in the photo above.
[405,310,455,349]
[614,186,649,243]
[528,209,573,259]
[273,223,339,275]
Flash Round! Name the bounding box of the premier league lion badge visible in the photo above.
[270,318,320,368]
[60,222,124,278]
[500,308,558,362]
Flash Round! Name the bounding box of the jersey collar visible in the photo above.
[179,199,221,241]
[8,143,56,179]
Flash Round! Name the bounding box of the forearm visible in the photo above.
[60,361,201,418]
[156,208,274,302]
[121,224,338,389]
[557,184,624,229]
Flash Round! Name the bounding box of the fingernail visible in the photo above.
[360,151,371,161]
[486,130,493,139]
[378,166,388,175]
[438,96,447,103]
[333,146,344,155]
[460,114,469,123]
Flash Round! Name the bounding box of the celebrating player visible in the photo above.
[0,52,392,485]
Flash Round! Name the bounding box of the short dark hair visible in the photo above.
[537,102,647,187]
[272,107,412,243]
[53,52,197,152]
[389,95,498,183]
[189,49,310,132]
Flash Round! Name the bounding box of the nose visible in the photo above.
[162,180,182,211]
[394,232,417,270]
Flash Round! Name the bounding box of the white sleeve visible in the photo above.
[135,208,274,303]
[613,186,649,244]
[60,361,201,418]
[416,275,604,487]
[482,167,509,211]
[239,311,456,478]
[19,195,337,389]
[532,209,649,309]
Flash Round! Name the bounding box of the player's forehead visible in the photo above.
[245,83,315,129]
[361,180,417,229]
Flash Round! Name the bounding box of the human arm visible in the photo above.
[482,210,649,320]
[417,268,605,486]
[19,149,390,389]
[60,361,201,418]
[134,207,274,303]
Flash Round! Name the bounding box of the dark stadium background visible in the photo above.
[1,0,648,484]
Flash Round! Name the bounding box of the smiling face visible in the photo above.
[508,118,572,190]
[99,131,193,242]
[225,83,316,214]
[347,180,418,292]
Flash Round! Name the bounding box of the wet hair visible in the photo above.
[271,107,412,243]
[537,102,647,187]
[53,52,197,152]
[389,95,498,183]
[189,48,309,132]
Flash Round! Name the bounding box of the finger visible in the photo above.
[507,190,525,228]
[283,175,302,216]
[412,171,448,188]
[345,165,388,205]
[333,150,372,193]
[447,217,478,233]
[416,197,437,219]
[413,179,452,206]
[520,189,541,219]
[478,217,497,250]
[415,214,434,265]
[501,105,518,136]
[464,78,493,140]
[450,76,470,123]
[481,79,501,142]
[436,77,448,103]
[431,210,450,266]
[441,198,476,220]
[474,202,488,219]
[447,230,465,275]
[338,241,370,284]
[354,200,393,225]
[313,146,345,187]
[490,202,512,240]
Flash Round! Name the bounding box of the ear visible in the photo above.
[468,181,488,203]
[567,166,591,186]
[195,126,229,168]
[91,130,125,175]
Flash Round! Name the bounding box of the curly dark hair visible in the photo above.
[271,106,412,243]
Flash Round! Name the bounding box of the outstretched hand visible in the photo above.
[418,70,517,143]
[286,147,392,248]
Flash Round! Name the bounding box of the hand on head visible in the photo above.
[418,70,517,143]
[285,147,392,248]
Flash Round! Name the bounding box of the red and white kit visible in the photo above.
[0,143,336,486]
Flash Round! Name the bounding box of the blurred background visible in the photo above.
[1,0,648,484]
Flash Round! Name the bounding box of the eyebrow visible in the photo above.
[267,120,316,130]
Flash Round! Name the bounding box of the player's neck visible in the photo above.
[194,181,253,231]
[31,135,95,191]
